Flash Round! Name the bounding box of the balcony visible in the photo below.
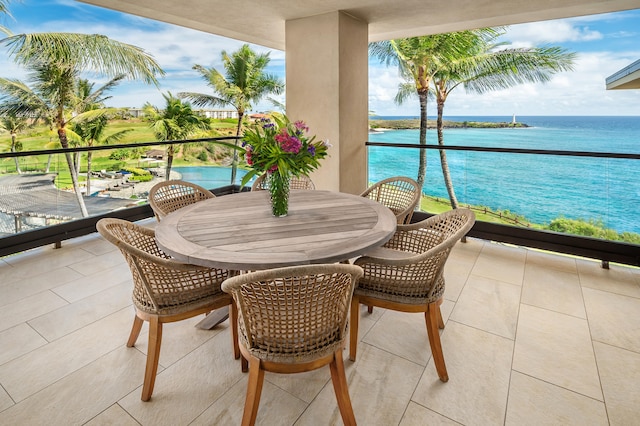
[1,217,639,425]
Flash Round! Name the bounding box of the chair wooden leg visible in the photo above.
[329,350,357,426]
[436,300,445,330]
[127,315,144,347]
[241,354,249,373]
[367,305,373,314]
[241,356,265,426]
[229,302,240,359]
[425,302,448,382]
[141,316,163,401]
[349,296,360,361]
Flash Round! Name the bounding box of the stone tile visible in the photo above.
[451,237,484,256]
[298,345,423,426]
[522,263,585,318]
[0,323,47,365]
[443,253,475,302]
[412,322,513,426]
[263,361,332,404]
[513,304,602,400]
[0,291,68,333]
[360,309,432,366]
[0,346,146,425]
[593,342,640,426]
[68,250,126,276]
[0,307,132,402]
[52,263,132,303]
[191,374,308,426]
[525,249,578,274]
[28,281,132,341]
[133,314,225,368]
[450,274,521,339]
[583,287,640,353]
[0,266,83,307]
[0,386,13,412]
[505,371,608,425]
[2,245,95,278]
[577,260,640,298]
[118,332,245,426]
[85,404,140,426]
[471,242,526,286]
[76,237,119,257]
[399,402,463,425]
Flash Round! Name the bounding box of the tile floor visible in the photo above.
[1,220,640,425]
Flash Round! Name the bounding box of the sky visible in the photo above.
[1,0,639,117]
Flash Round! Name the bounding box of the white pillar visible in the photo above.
[285,12,368,194]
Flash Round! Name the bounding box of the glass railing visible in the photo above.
[0,137,243,246]
[2,136,639,266]
[367,140,640,266]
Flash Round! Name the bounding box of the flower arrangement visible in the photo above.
[240,114,330,216]
[240,114,330,186]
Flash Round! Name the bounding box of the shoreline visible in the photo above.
[369,118,529,130]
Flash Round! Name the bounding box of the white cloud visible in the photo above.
[504,20,602,45]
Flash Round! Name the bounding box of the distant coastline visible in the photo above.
[369,118,529,130]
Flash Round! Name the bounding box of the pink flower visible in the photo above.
[294,120,309,133]
[275,130,302,153]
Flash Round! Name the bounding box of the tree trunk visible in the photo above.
[437,98,459,209]
[230,111,244,185]
[416,91,428,191]
[11,134,21,174]
[45,154,52,173]
[165,144,174,181]
[86,151,93,196]
[58,128,89,217]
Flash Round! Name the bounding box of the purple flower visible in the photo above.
[307,145,316,156]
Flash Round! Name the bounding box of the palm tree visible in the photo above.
[370,34,481,190]
[370,30,576,208]
[431,29,575,208]
[0,32,163,217]
[179,44,283,183]
[70,76,130,195]
[0,113,29,173]
[143,93,211,180]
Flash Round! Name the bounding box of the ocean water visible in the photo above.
[368,116,640,234]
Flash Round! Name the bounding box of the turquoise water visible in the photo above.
[173,166,252,189]
[173,116,640,234]
[369,116,640,234]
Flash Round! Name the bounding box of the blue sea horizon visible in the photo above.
[368,115,640,234]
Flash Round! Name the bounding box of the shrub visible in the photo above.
[546,217,640,244]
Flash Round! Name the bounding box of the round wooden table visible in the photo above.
[155,190,397,270]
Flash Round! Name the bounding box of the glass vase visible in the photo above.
[268,172,290,217]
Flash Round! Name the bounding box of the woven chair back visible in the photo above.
[149,180,215,221]
[222,264,362,363]
[251,173,316,191]
[96,218,227,315]
[355,208,475,303]
[361,176,421,224]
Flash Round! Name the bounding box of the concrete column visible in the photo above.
[285,12,368,194]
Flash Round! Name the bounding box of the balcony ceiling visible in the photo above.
[78,0,639,50]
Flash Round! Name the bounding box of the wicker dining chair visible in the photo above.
[349,209,475,382]
[148,179,215,221]
[250,172,316,191]
[222,264,363,426]
[96,218,239,401]
[361,176,421,224]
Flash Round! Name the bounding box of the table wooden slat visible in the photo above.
[156,190,397,270]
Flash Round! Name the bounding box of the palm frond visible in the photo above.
[2,33,165,85]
